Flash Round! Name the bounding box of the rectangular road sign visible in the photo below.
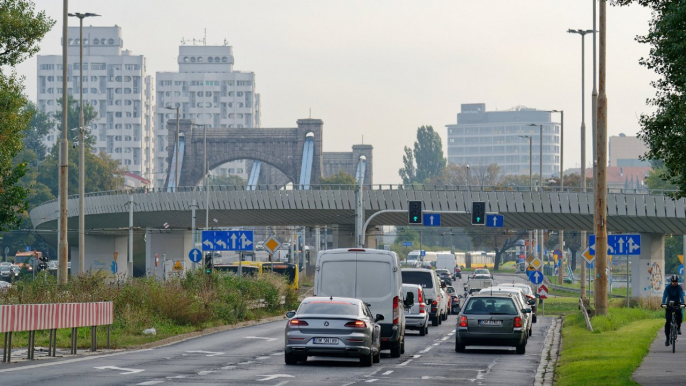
[589,234,641,256]
[423,213,441,226]
[202,230,254,251]
[402,241,413,247]
[486,214,504,228]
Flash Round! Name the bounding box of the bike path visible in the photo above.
[633,327,686,385]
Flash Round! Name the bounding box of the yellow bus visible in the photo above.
[214,261,299,290]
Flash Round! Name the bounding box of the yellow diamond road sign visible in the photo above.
[264,236,281,254]
[530,257,542,270]
[526,254,535,263]
[582,247,595,264]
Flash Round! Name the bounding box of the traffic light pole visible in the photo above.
[360,210,467,248]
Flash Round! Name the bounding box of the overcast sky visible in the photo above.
[14,1,656,184]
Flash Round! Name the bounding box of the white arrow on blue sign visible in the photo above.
[589,234,641,256]
[529,270,544,284]
[486,214,504,228]
[679,264,684,276]
[189,248,202,263]
[423,213,440,226]
[201,230,254,251]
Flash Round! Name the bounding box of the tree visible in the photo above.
[428,163,504,188]
[645,165,678,191]
[468,228,527,270]
[0,0,54,233]
[320,171,356,188]
[613,0,686,198]
[22,101,53,161]
[399,125,446,184]
[54,95,97,146]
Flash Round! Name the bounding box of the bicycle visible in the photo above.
[661,301,685,353]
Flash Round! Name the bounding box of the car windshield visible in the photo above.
[473,274,491,279]
[401,271,434,288]
[474,269,490,275]
[464,297,518,315]
[298,301,359,315]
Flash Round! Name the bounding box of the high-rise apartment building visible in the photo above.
[609,133,649,167]
[37,26,155,182]
[446,103,561,177]
[155,44,261,187]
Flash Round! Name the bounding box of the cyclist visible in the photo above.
[662,275,685,346]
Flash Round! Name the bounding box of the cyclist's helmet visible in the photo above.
[671,275,679,283]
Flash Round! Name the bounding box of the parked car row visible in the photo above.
[284,248,464,367]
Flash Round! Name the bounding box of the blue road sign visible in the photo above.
[529,270,544,284]
[420,250,426,257]
[586,261,594,269]
[402,241,413,247]
[111,261,118,274]
[189,248,202,263]
[589,234,641,256]
[679,264,684,276]
[201,230,255,251]
[486,214,504,228]
[423,213,441,226]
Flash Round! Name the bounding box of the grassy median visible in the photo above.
[555,300,663,386]
[0,270,299,350]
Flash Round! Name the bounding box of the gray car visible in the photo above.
[402,284,429,336]
[455,293,531,354]
[285,297,383,366]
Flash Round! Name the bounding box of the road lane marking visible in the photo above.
[413,355,421,358]
[198,370,216,375]
[271,352,284,356]
[398,359,412,366]
[238,361,255,365]
[256,356,271,360]
[186,350,225,356]
[441,337,449,341]
[382,371,393,375]
[433,343,440,346]
[94,366,145,375]
[258,374,295,382]
[245,336,278,342]
[137,382,163,385]
[0,349,153,374]
[365,380,378,383]
[419,347,433,353]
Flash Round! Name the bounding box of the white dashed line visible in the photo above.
[256,356,271,360]
[137,382,163,386]
[398,359,413,366]
[419,347,433,353]
[365,380,378,383]
[198,370,215,375]
[441,337,449,341]
[413,354,421,358]
[382,371,394,375]
[433,343,440,346]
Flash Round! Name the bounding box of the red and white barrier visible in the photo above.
[0,302,113,333]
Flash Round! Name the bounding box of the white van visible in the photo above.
[436,252,456,274]
[314,248,406,357]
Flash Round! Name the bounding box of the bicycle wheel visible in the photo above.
[672,317,677,353]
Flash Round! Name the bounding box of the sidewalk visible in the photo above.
[632,327,686,385]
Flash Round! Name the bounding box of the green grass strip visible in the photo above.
[556,308,662,386]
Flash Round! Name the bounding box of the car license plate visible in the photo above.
[313,337,339,344]
[479,320,503,326]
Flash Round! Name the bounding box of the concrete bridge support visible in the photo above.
[631,233,665,298]
[70,234,134,279]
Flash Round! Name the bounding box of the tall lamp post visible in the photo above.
[550,109,564,284]
[520,135,533,259]
[569,28,594,299]
[529,123,544,268]
[164,106,180,189]
[68,12,100,275]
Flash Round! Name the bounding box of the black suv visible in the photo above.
[436,269,453,286]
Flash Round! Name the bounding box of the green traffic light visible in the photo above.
[414,216,418,221]
[476,217,481,222]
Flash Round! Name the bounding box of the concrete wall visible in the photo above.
[631,233,665,298]
[145,231,188,279]
[70,234,129,279]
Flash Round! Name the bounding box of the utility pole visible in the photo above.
[595,0,609,315]
[58,0,69,284]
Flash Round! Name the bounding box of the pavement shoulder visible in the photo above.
[632,327,686,386]
[535,316,562,386]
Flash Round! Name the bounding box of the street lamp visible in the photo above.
[164,106,180,189]
[568,29,595,193]
[550,110,564,191]
[519,135,532,191]
[528,124,543,190]
[68,12,100,274]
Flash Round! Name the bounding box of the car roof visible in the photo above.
[402,283,423,290]
[401,268,434,272]
[467,293,515,300]
[302,296,361,305]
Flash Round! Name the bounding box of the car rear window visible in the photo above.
[298,302,359,315]
[464,297,518,315]
[402,271,434,288]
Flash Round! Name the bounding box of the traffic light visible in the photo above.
[471,201,486,226]
[205,253,213,274]
[408,200,423,224]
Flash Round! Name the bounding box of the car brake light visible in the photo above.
[347,249,365,252]
[514,317,522,328]
[526,294,535,299]
[289,319,309,326]
[432,300,437,305]
[393,296,400,325]
[344,320,367,328]
[459,316,468,327]
[417,290,426,313]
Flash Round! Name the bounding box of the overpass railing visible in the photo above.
[45,184,678,203]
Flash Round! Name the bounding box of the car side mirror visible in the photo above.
[527,299,536,306]
[375,314,385,322]
[458,294,464,299]
[286,311,296,318]
[404,292,415,308]
[522,309,532,314]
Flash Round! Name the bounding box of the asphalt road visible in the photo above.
[0,273,550,385]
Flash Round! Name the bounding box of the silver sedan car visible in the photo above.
[285,296,383,366]
[455,293,531,354]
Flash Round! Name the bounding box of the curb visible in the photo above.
[534,316,562,386]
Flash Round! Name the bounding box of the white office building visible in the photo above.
[37,26,155,183]
[446,103,561,177]
[155,44,261,187]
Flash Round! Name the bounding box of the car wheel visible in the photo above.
[390,344,401,358]
[528,327,533,337]
[419,324,426,336]
[360,351,373,367]
[533,314,537,323]
[455,339,465,353]
[516,343,526,354]
[373,348,380,363]
[285,352,298,365]
[431,316,439,326]
[400,337,405,354]
[438,314,442,325]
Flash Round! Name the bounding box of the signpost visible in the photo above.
[530,256,542,271]
[402,241,413,247]
[553,249,562,267]
[485,214,504,228]
[589,234,641,256]
[201,230,255,251]
[538,284,548,299]
[189,248,202,263]
[423,213,441,227]
[529,270,544,285]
